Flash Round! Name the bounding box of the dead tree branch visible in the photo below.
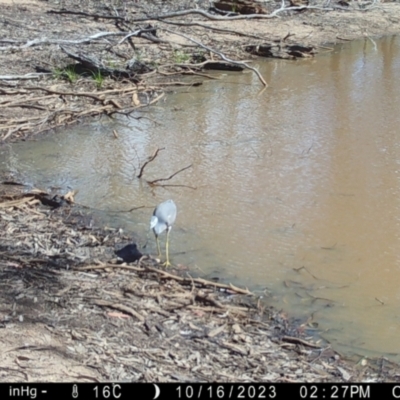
[161,28,267,87]
[150,184,197,190]
[76,262,253,295]
[47,9,126,21]
[0,73,50,80]
[157,19,273,41]
[112,205,146,213]
[116,29,166,46]
[270,4,335,16]
[137,147,165,179]
[133,9,275,22]
[0,32,126,52]
[148,164,192,185]
[159,59,254,73]
[60,46,142,80]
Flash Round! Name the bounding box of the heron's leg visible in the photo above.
[155,234,162,257]
[163,228,172,267]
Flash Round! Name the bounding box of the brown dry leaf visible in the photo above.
[63,190,78,204]
[132,92,140,106]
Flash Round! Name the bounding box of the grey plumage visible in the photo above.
[150,199,177,266]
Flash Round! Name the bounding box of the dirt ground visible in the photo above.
[2,184,400,383]
[1,0,400,141]
[1,0,400,383]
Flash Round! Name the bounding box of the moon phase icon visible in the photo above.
[153,384,160,399]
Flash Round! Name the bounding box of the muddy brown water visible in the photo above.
[2,36,400,361]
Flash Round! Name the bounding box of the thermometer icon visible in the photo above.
[72,385,79,399]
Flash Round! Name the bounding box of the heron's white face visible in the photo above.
[150,216,158,230]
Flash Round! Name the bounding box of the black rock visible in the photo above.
[115,244,143,263]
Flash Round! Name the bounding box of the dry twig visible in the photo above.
[148,164,192,185]
[76,263,253,296]
[161,28,267,87]
[137,147,165,179]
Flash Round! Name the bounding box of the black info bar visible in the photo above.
[1,383,398,400]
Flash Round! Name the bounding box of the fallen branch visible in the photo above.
[112,205,146,213]
[157,19,273,41]
[76,262,253,295]
[116,28,166,47]
[161,28,267,87]
[137,147,165,179]
[281,336,321,349]
[0,73,50,80]
[133,9,276,22]
[156,81,202,87]
[0,86,138,97]
[272,4,360,16]
[5,104,47,111]
[0,94,56,107]
[60,47,142,80]
[0,71,166,140]
[0,196,36,208]
[0,32,126,52]
[148,164,192,185]
[180,70,221,79]
[148,184,197,190]
[47,9,126,21]
[159,60,243,73]
[47,5,357,27]
[92,299,145,322]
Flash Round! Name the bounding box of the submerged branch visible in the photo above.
[137,147,165,179]
[148,164,192,185]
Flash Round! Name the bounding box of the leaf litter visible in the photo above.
[0,180,399,382]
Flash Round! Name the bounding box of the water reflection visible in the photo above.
[2,36,400,361]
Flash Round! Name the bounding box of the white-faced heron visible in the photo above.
[150,199,177,267]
